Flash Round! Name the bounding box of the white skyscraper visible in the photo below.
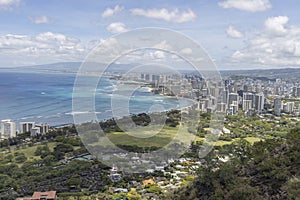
[243,100,252,111]
[228,93,238,107]
[283,102,295,114]
[35,123,49,135]
[243,92,255,107]
[1,119,16,139]
[19,122,35,133]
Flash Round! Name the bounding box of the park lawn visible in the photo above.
[102,126,205,148]
[213,140,232,146]
[106,126,179,147]
[12,142,58,161]
[243,136,263,144]
[89,124,263,148]
[91,125,198,148]
[213,137,263,147]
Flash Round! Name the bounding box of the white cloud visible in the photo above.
[265,16,288,36]
[30,16,51,24]
[130,8,196,23]
[180,48,193,55]
[0,32,88,65]
[230,16,300,67]
[218,0,271,12]
[226,25,243,38]
[106,22,128,34]
[152,51,165,60]
[102,5,123,18]
[0,0,20,10]
[153,40,172,51]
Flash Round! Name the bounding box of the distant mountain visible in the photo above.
[1,62,300,80]
[220,68,300,80]
[0,62,141,74]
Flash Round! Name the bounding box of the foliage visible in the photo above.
[171,127,300,200]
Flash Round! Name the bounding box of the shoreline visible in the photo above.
[0,72,197,128]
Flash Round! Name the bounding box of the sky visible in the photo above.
[0,0,299,70]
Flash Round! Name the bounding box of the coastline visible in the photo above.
[0,71,197,128]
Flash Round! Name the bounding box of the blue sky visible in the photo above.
[0,0,299,69]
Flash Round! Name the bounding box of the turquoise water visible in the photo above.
[0,71,193,126]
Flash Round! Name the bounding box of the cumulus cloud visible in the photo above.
[106,22,128,34]
[130,8,196,23]
[0,32,88,65]
[0,0,20,10]
[180,48,193,55]
[30,16,51,24]
[153,40,172,51]
[226,25,243,38]
[264,16,288,36]
[152,51,165,60]
[218,0,271,12]
[102,5,123,18]
[231,16,300,67]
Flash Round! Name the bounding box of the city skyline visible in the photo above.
[0,0,299,69]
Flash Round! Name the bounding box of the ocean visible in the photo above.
[0,71,193,127]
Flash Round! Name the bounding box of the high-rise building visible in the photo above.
[274,98,282,116]
[242,100,252,111]
[254,93,265,112]
[283,102,295,114]
[35,123,49,135]
[217,102,227,113]
[292,86,297,97]
[228,93,238,108]
[222,90,229,104]
[243,85,248,92]
[243,92,255,107]
[297,87,300,98]
[29,123,49,137]
[19,122,35,133]
[30,127,41,137]
[0,119,16,139]
[229,103,238,115]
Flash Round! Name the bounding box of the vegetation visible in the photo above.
[171,127,300,200]
[0,110,299,199]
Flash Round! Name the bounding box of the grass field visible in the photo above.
[1,127,264,166]
[92,125,263,148]
[213,137,263,146]
[90,125,199,148]
[106,126,181,147]
[11,142,58,161]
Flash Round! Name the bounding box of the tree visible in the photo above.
[171,127,300,199]
[126,188,142,200]
[14,153,27,163]
[282,177,300,199]
[34,145,51,158]
[52,143,74,160]
[42,155,55,166]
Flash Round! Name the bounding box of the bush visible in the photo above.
[14,153,27,163]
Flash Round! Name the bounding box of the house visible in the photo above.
[109,173,122,182]
[222,127,231,134]
[154,166,165,171]
[31,191,57,200]
[142,178,155,186]
[114,188,128,193]
[17,191,57,200]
